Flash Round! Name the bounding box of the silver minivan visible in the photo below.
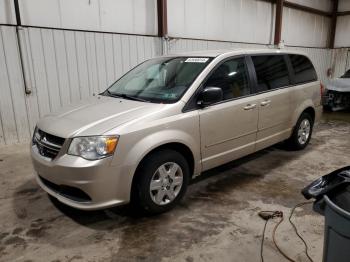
[31,49,322,213]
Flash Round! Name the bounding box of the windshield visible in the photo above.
[341,69,350,78]
[105,57,212,103]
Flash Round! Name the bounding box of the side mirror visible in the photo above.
[198,87,223,107]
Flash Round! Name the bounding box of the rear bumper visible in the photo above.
[31,144,133,210]
[315,105,322,122]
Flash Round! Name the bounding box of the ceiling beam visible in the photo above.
[283,1,332,17]
[258,0,332,17]
[337,11,350,16]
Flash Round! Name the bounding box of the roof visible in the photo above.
[166,48,308,58]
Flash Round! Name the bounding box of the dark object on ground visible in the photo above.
[323,70,350,111]
[258,204,314,262]
[302,166,350,262]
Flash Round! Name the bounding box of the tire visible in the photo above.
[286,112,314,150]
[132,149,190,214]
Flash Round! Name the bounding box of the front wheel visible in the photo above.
[286,112,314,150]
[132,149,190,214]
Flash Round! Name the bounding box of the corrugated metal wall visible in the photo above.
[339,0,350,12]
[334,16,350,48]
[0,25,161,146]
[330,48,350,78]
[167,0,275,45]
[334,0,350,48]
[0,26,31,145]
[0,0,16,24]
[281,8,331,48]
[17,0,158,35]
[167,0,332,48]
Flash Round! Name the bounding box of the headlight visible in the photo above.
[32,126,39,144]
[68,136,119,160]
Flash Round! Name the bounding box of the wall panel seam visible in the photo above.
[1,28,19,143]
[63,31,73,103]
[40,29,53,113]
[0,30,8,144]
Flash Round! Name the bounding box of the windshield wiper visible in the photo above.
[105,90,149,102]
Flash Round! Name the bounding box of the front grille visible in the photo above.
[33,129,65,160]
[39,176,92,202]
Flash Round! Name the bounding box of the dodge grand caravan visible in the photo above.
[31,49,322,213]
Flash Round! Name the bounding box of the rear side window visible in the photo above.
[251,55,290,92]
[289,55,317,84]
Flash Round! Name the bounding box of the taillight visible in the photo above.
[320,82,325,97]
[320,82,325,105]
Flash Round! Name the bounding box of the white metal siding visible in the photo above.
[334,16,350,48]
[339,0,350,12]
[335,0,350,48]
[330,48,350,78]
[168,0,332,48]
[167,0,275,45]
[0,26,31,145]
[281,7,331,48]
[0,0,16,24]
[0,25,161,146]
[18,0,158,35]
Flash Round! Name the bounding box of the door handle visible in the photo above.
[243,104,257,110]
[260,100,271,106]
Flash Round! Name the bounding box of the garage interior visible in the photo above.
[0,0,350,261]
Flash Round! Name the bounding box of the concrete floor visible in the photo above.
[0,111,349,262]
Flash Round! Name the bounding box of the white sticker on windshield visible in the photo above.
[185,58,209,63]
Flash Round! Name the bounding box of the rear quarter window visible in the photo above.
[251,55,291,92]
[289,55,318,84]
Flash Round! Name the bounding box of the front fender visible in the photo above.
[111,128,201,202]
[124,129,201,177]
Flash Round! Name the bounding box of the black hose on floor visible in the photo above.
[259,202,314,262]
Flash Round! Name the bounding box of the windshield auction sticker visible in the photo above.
[185,58,209,63]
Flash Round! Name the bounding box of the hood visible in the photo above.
[326,78,350,92]
[37,96,165,138]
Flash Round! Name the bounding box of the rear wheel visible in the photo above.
[132,149,190,214]
[286,112,314,150]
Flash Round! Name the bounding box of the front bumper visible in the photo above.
[31,144,132,210]
[322,91,350,109]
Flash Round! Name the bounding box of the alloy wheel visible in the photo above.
[149,162,184,206]
[297,119,311,145]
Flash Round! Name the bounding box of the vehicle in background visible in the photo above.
[30,49,322,214]
[323,69,350,111]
